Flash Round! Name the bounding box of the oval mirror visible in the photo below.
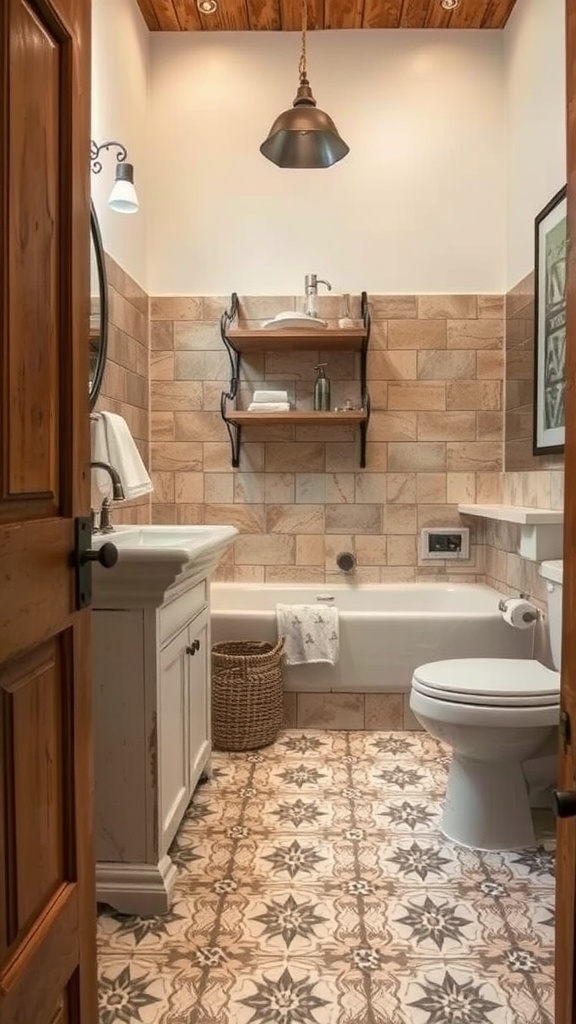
[89,200,108,410]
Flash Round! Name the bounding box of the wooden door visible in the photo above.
[0,0,96,1022]
[556,4,576,1021]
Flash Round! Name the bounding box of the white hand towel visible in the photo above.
[252,390,289,404]
[276,603,339,666]
[247,402,291,412]
[91,411,153,505]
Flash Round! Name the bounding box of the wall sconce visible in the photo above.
[90,139,139,214]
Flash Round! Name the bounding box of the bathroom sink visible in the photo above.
[91,524,238,606]
[261,312,328,330]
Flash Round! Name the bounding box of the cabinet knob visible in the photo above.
[553,790,576,818]
[186,639,201,656]
[81,542,118,568]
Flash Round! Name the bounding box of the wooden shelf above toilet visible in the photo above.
[458,504,564,561]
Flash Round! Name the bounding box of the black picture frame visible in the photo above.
[533,184,567,455]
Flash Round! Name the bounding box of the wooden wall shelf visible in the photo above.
[220,292,372,467]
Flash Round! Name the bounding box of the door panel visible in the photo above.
[557,3,576,1020]
[159,626,191,854]
[0,0,95,1020]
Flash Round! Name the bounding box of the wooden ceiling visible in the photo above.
[136,0,518,32]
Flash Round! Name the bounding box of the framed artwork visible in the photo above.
[534,185,567,455]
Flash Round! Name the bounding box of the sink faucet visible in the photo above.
[304,274,332,318]
[90,461,125,533]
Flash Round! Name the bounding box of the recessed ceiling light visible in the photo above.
[197,0,217,12]
[441,0,460,9]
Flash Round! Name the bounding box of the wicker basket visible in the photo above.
[211,638,285,751]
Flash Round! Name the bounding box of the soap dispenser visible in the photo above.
[314,363,331,411]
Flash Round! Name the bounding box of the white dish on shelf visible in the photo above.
[260,312,328,330]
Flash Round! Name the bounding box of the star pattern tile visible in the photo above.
[97,730,555,1023]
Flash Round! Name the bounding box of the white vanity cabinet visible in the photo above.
[92,577,212,915]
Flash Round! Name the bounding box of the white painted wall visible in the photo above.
[148,31,506,296]
[91,0,149,288]
[504,0,566,288]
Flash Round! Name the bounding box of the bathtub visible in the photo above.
[210,583,533,693]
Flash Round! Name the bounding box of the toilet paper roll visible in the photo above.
[501,598,538,629]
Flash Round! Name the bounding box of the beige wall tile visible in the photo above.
[446,320,503,349]
[356,535,387,565]
[204,473,234,503]
[151,411,175,442]
[232,565,266,583]
[355,473,386,504]
[325,474,356,504]
[234,533,295,564]
[266,566,325,583]
[446,472,476,504]
[383,504,417,534]
[152,502,177,524]
[175,472,204,503]
[417,504,465,530]
[388,382,446,411]
[370,295,418,319]
[418,351,476,380]
[174,321,221,350]
[234,473,266,504]
[202,381,229,410]
[297,693,365,730]
[551,471,565,510]
[446,442,502,472]
[370,321,388,350]
[267,504,325,534]
[205,504,265,533]
[536,472,552,509]
[388,442,446,473]
[325,505,381,534]
[151,320,173,350]
[238,296,296,319]
[369,382,388,410]
[387,473,416,504]
[417,412,476,441]
[266,442,325,473]
[476,350,504,379]
[387,535,418,565]
[381,566,416,582]
[152,441,203,472]
[477,411,503,441]
[174,411,226,442]
[416,473,447,504]
[151,470,175,503]
[387,320,447,350]
[150,296,203,320]
[150,351,174,381]
[296,535,326,566]
[151,380,203,411]
[295,474,327,503]
[370,411,417,441]
[476,472,503,503]
[175,350,230,381]
[478,295,505,319]
[325,535,354,569]
[368,351,417,380]
[446,380,502,411]
[365,694,403,730]
[265,473,296,503]
[364,443,388,471]
[418,295,477,319]
[176,503,205,525]
[203,442,235,472]
[325,443,360,473]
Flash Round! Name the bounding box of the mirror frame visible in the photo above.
[89,200,109,410]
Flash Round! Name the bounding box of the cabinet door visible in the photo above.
[188,609,211,791]
[158,626,191,855]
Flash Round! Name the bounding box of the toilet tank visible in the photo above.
[540,560,563,670]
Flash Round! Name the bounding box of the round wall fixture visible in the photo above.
[197,0,218,12]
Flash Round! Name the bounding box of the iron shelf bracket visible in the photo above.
[220,293,241,467]
[359,291,371,468]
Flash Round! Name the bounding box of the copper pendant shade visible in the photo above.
[260,1,349,169]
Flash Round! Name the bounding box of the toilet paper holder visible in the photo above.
[498,596,539,624]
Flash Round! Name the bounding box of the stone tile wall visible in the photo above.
[94,254,151,524]
[150,292,505,583]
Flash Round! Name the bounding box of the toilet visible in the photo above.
[409,560,563,851]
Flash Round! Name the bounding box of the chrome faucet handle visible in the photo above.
[99,497,115,534]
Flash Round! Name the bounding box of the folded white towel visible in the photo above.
[247,402,291,412]
[276,603,339,666]
[91,411,153,506]
[252,390,289,404]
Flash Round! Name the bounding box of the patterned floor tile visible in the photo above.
[97,730,556,1023]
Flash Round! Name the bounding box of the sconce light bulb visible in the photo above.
[108,162,139,215]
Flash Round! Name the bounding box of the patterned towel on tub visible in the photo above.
[276,604,340,666]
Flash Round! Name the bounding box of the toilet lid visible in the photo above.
[412,659,560,707]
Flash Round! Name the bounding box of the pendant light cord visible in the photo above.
[298,0,308,84]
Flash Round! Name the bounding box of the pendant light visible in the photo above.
[260,0,349,169]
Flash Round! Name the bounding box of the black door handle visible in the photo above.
[81,542,118,568]
[553,790,576,818]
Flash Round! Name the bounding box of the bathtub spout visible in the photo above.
[336,551,356,574]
